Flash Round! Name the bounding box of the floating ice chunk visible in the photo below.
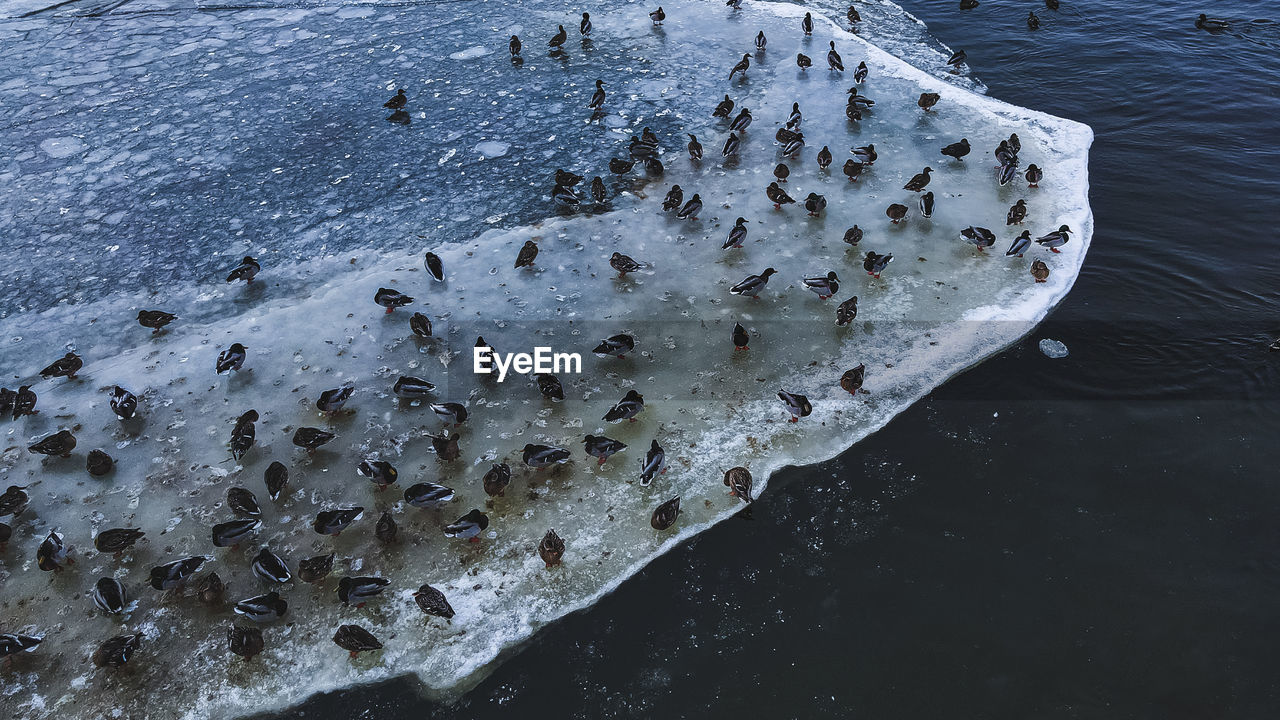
[449,45,492,61]
[39,136,86,158]
[474,141,510,159]
[1039,338,1069,358]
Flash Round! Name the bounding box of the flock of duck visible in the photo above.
[3,2,1078,679]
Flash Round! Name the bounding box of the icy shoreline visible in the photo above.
[1,2,1091,718]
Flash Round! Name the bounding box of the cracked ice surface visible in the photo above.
[0,1,1091,718]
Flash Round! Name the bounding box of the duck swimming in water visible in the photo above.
[1195,13,1229,30]
[1028,11,1041,29]
[383,88,406,110]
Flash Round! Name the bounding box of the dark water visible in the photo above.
[269,1,1280,717]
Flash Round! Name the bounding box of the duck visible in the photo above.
[961,225,997,251]
[732,322,750,350]
[836,296,859,326]
[755,31,766,51]
[549,24,567,48]
[251,547,291,584]
[515,240,539,268]
[554,183,583,205]
[796,53,812,70]
[539,530,566,568]
[584,434,627,466]
[86,449,113,476]
[522,444,571,468]
[844,226,863,246]
[1025,164,1043,187]
[264,462,289,500]
[842,159,863,182]
[1006,230,1033,257]
[216,343,248,373]
[776,127,801,144]
[588,80,605,110]
[414,584,456,619]
[801,11,814,35]
[537,374,565,401]
[29,429,76,457]
[593,334,636,358]
[804,193,827,217]
[941,138,970,160]
[1028,11,1041,29]
[149,556,207,590]
[645,157,665,176]
[995,140,1016,166]
[444,509,490,541]
[730,107,753,132]
[228,625,264,661]
[227,486,261,518]
[677,194,703,220]
[94,527,144,555]
[1009,133,1022,154]
[196,571,225,605]
[337,576,390,606]
[374,287,413,314]
[292,427,335,453]
[590,176,607,204]
[649,6,665,25]
[40,352,82,380]
[774,163,790,183]
[687,134,704,161]
[724,218,749,249]
[1007,199,1028,225]
[998,161,1019,187]
[782,135,805,157]
[854,61,868,83]
[651,497,681,530]
[229,409,258,461]
[431,431,461,462]
[817,145,832,170]
[107,385,138,420]
[37,530,71,571]
[947,49,967,68]
[766,182,794,209]
[212,518,260,548]
[778,390,813,421]
[662,185,684,212]
[603,389,645,423]
[723,467,753,502]
[313,507,364,536]
[639,439,666,485]
[383,88,407,109]
[848,5,862,23]
[841,364,867,395]
[864,251,894,278]
[730,267,777,298]
[610,252,643,276]
[847,87,877,108]
[509,35,521,57]
[1036,225,1071,252]
[226,256,260,284]
[918,92,940,111]
[1195,13,1229,30]
[853,143,877,165]
[886,203,909,224]
[430,401,469,426]
[422,251,444,282]
[375,511,397,544]
[137,309,176,334]
[234,592,288,622]
[316,385,354,415]
[404,482,456,509]
[827,42,844,71]
[0,387,12,418]
[580,11,592,36]
[919,191,935,218]
[714,93,736,116]
[298,553,335,584]
[483,463,512,497]
[803,272,840,299]
[333,625,382,658]
[1031,260,1051,282]
[93,632,143,668]
[409,312,433,338]
[903,167,933,192]
[0,634,42,659]
[845,103,864,122]
[357,459,398,490]
[0,485,28,517]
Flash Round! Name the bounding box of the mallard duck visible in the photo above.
[292,427,335,453]
[234,591,287,622]
[0,485,26,517]
[584,434,627,466]
[357,460,398,490]
[651,497,681,530]
[483,463,512,497]
[817,145,833,169]
[713,94,735,117]
[228,625,264,661]
[853,143,877,165]
[1025,164,1044,187]
[687,134,703,161]
[39,352,82,380]
[1006,230,1033,257]
[802,271,840,299]
[549,24,567,48]
[404,482,456,508]
[539,529,566,568]
[393,375,435,399]
[333,625,382,658]
[724,218,748,249]
[409,310,434,338]
[94,527,144,555]
[843,159,863,182]
[432,399,470,426]
[796,53,812,70]
[226,256,260,284]
[382,88,407,109]
[414,584,455,618]
[593,333,635,358]
[1007,199,1028,225]
[804,192,827,217]
[723,467,753,502]
[423,251,444,281]
[918,92,940,111]
[649,6,665,25]
[137,309,176,333]
[864,251,894,278]
[196,571,225,605]
[639,439,666,486]
[374,287,413,313]
[227,486,262,518]
[93,632,143,668]
[903,167,933,192]
[961,226,997,251]
[298,554,335,584]
[216,343,247,373]
[1027,11,1041,30]
[313,507,364,536]
[337,576,390,606]
[230,409,257,460]
[1031,260,1051,283]
[29,429,76,457]
[836,296,859,326]
[677,194,703,220]
[264,461,288,500]
[522,444,571,468]
[730,267,777,298]
[514,240,539,268]
[886,204,908,224]
[778,390,812,422]
[149,556,207,590]
[444,509,490,541]
[537,374,565,401]
[10,386,36,420]
[86,449,114,476]
[1196,13,1229,30]
[1035,225,1071,252]
[919,191,935,218]
[941,138,970,160]
[603,389,645,423]
[212,518,260,548]
[37,530,71,571]
[251,547,291,584]
[0,633,42,659]
[610,252,643,276]
[767,182,795,209]
[841,364,867,395]
[801,11,814,35]
[854,61,868,83]
[732,322,749,350]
